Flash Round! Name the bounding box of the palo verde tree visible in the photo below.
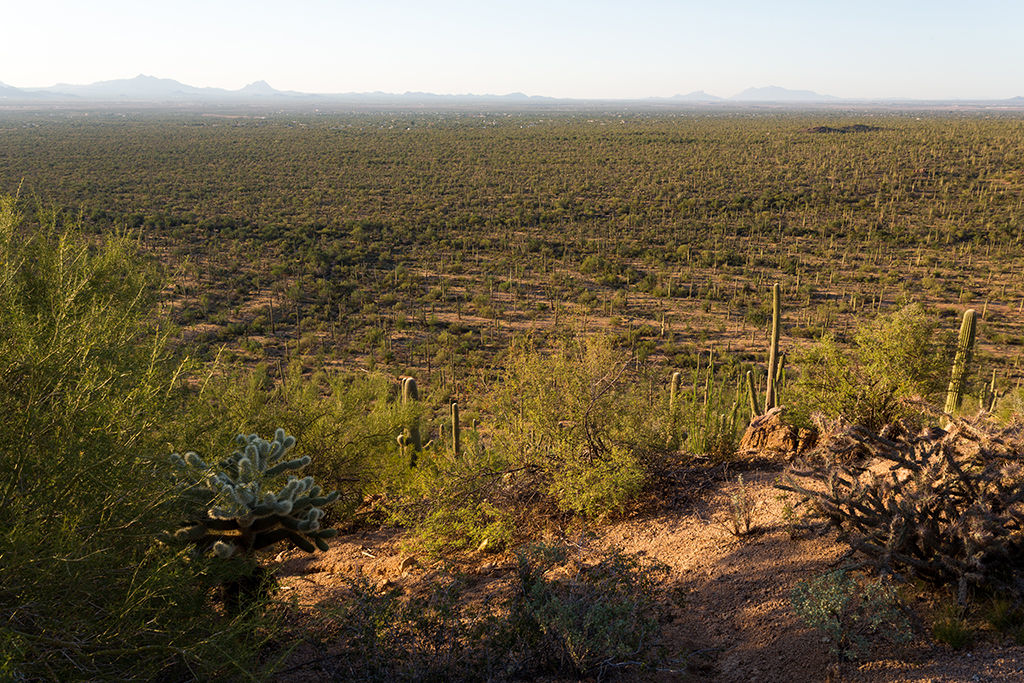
[0,195,275,681]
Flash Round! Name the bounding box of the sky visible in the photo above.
[3,0,1022,100]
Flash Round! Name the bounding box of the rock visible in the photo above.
[798,428,818,453]
[739,406,814,458]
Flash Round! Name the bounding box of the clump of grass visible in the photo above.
[985,596,1024,644]
[932,604,974,650]
[725,474,756,536]
[985,596,1024,632]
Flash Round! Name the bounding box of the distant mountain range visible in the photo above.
[0,75,1020,105]
[0,75,316,100]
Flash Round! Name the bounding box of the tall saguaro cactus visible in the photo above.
[944,309,977,415]
[401,376,423,466]
[669,371,683,413]
[451,401,461,456]
[764,283,782,412]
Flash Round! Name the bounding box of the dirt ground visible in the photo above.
[270,465,1024,683]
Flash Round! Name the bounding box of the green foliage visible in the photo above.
[547,443,645,517]
[381,425,517,557]
[488,334,659,517]
[168,428,340,558]
[511,541,669,677]
[0,196,275,680]
[329,574,508,683]
[790,304,952,430]
[856,303,954,402]
[985,595,1024,637]
[415,497,516,556]
[791,570,912,661]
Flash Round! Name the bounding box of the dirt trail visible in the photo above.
[274,468,1024,682]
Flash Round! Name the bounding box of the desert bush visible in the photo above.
[781,418,1024,604]
[487,334,662,517]
[177,364,417,524]
[789,304,952,431]
[325,574,507,683]
[791,569,911,661]
[932,603,974,650]
[510,540,669,678]
[382,333,671,555]
[724,474,756,535]
[547,443,645,517]
[0,196,277,680]
[380,425,519,556]
[854,303,953,400]
[986,595,1024,635]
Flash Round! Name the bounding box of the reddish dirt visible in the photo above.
[270,467,1024,682]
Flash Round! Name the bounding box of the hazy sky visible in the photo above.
[4,0,1022,100]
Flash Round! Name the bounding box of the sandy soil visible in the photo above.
[269,465,1024,682]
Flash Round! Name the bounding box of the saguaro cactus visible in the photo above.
[669,371,683,413]
[765,283,782,411]
[746,370,761,417]
[944,309,977,415]
[401,376,423,466]
[451,401,461,456]
[168,428,339,558]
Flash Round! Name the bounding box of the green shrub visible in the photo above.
[331,574,507,683]
[0,196,276,680]
[789,304,952,430]
[485,334,666,518]
[511,541,669,677]
[791,570,912,661]
[986,595,1024,634]
[381,426,517,557]
[547,443,645,517]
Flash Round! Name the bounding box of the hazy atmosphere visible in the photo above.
[4,0,1023,100]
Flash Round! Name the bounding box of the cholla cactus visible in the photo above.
[168,428,339,558]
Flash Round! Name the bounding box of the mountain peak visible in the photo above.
[672,90,722,101]
[240,80,277,93]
